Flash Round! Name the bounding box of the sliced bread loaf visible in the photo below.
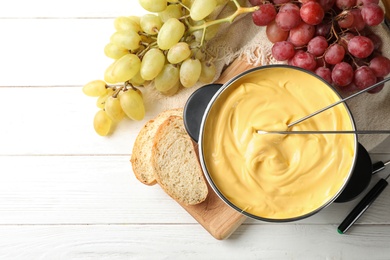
[131,108,183,185]
[152,115,208,205]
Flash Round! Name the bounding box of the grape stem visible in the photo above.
[347,52,360,68]
[331,23,340,41]
[137,41,158,58]
[112,86,125,98]
[178,0,191,12]
[187,5,259,34]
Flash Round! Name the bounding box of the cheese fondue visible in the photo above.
[202,67,356,220]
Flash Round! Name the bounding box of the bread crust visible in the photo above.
[151,115,208,205]
[130,108,183,185]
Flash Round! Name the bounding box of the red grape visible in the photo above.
[300,2,325,25]
[316,57,326,68]
[368,77,384,94]
[369,56,390,77]
[307,36,328,56]
[315,67,333,84]
[332,62,354,86]
[272,41,296,61]
[315,23,331,36]
[318,0,336,11]
[288,22,315,47]
[273,0,292,4]
[266,20,289,43]
[366,33,382,50]
[348,36,374,58]
[279,3,300,12]
[252,4,277,26]
[249,0,265,5]
[299,0,315,3]
[248,0,388,96]
[338,11,355,28]
[353,66,377,90]
[276,4,302,31]
[335,0,356,9]
[361,3,384,26]
[339,32,355,51]
[356,0,379,5]
[341,82,359,92]
[324,44,345,65]
[290,50,317,71]
[349,9,366,31]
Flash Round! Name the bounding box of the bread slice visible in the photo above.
[152,115,208,205]
[131,108,183,185]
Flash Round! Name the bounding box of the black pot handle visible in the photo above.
[335,143,372,203]
[183,83,223,142]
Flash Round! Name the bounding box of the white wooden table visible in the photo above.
[1,1,390,259]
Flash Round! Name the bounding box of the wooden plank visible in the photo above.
[0,87,165,155]
[0,156,389,226]
[0,0,146,18]
[0,224,390,259]
[0,156,194,224]
[0,19,115,86]
[0,86,389,155]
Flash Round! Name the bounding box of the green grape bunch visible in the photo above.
[83,0,259,136]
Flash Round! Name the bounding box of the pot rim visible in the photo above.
[197,64,359,222]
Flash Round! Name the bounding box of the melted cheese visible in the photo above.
[202,67,356,220]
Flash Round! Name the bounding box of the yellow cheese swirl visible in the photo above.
[202,67,356,220]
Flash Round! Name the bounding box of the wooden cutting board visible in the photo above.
[178,58,256,240]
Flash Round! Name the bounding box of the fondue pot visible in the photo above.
[184,65,374,222]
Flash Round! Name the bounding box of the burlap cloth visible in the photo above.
[144,1,390,152]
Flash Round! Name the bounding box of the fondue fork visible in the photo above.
[338,160,390,234]
[257,130,390,135]
[286,77,390,128]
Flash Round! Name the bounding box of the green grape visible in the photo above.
[216,0,229,5]
[167,42,191,64]
[192,23,220,42]
[140,48,165,81]
[168,0,179,3]
[93,110,112,136]
[128,16,140,25]
[158,4,182,23]
[104,42,129,59]
[160,81,180,96]
[83,80,107,97]
[157,18,185,50]
[105,96,125,121]
[104,62,116,84]
[110,30,141,51]
[140,14,162,35]
[114,16,141,32]
[180,58,201,88]
[139,0,167,12]
[154,64,180,92]
[104,54,141,83]
[189,43,205,60]
[181,0,193,8]
[120,89,145,121]
[190,0,217,21]
[96,88,114,109]
[199,61,216,83]
[204,24,220,41]
[135,88,143,98]
[129,71,146,86]
[194,48,205,61]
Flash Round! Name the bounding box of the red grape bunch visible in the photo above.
[250,0,390,94]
